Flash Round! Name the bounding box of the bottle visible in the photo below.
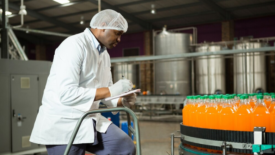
[189,96,200,127]
[234,95,252,131]
[196,96,207,128]
[183,96,193,126]
[264,92,271,108]
[248,93,255,108]
[236,94,242,107]
[269,95,275,113]
[219,96,235,130]
[231,94,238,111]
[205,95,219,129]
[215,95,223,112]
[252,95,271,132]
[270,95,275,132]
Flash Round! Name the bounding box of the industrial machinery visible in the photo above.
[195,45,226,94]
[179,125,274,155]
[234,42,267,94]
[0,59,51,154]
[154,27,190,95]
[113,64,138,88]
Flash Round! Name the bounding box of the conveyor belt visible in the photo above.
[180,124,275,154]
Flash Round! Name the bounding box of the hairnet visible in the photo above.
[90,9,128,32]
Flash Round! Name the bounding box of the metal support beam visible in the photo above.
[1,0,8,59]
[198,0,232,20]
[133,2,201,16]
[7,1,82,33]
[87,0,152,30]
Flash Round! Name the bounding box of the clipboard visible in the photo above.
[104,89,141,101]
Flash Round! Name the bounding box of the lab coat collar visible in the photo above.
[84,28,106,55]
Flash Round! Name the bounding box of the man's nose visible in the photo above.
[117,36,121,42]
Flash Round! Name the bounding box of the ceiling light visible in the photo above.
[151,4,156,14]
[80,16,84,25]
[0,9,12,15]
[53,0,70,4]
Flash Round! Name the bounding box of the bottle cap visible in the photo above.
[193,96,199,99]
[200,96,205,99]
[257,95,263,99]
[186,96,192,99]
[209,95,215,99]
[240,95,248,99]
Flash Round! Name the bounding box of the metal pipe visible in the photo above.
[111,46,275,63]
[1,0,8,59]
[191,36,275,46]
[191,58,195,95]
[126,112,131,137]
[98,0,101,12]
[253,52,255,92]
[7,26,28,60]
[12,27,71,37]
[64,107,141,155]
[222,141,227,155]
[171,133,174,155]
[245,52,248,93]
[13,0,25,28]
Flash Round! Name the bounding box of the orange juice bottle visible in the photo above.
[249,93,255,108]
[205,95,219,129]
[234,95,253,131]
[264,92,271,108]
[236,94,242,107]
[215,95,223,112]
[269,95,275,113]
[270,94,275,132]
[196,96,208,128]
[252,95,271,132]
[219,95,235,130]
[189,96,200,127]
[231,94,239,112]
[183,96,193,126]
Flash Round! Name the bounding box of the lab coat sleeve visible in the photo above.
[101,69,119,115]
[55,37,96,112]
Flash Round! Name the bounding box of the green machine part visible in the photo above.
[253,144,275,154]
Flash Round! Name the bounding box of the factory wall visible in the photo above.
[235,15,275,39]
[108,32,145,57]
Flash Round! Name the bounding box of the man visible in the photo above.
[30,9,136,155]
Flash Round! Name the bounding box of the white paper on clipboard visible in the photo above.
[104,89,141,101]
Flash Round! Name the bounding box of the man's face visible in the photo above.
[100,29,124,49]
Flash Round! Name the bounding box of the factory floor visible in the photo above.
[138,120,181,155]
[27,116,182,155]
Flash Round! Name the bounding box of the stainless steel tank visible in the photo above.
[113,64,138,88]
[195,45,226,94]
[154,28,190,95]
[234,42,266,93]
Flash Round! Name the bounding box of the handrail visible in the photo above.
[64,107,141,155]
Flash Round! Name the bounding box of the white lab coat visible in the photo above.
[30,28,119,145]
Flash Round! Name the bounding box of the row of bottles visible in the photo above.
[182,93,275,132]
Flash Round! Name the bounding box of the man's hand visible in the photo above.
[108,79,132,97]
[122,93,136,108]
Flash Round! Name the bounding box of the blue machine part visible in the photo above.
[100,103,120,127]
[121,121,134,140]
